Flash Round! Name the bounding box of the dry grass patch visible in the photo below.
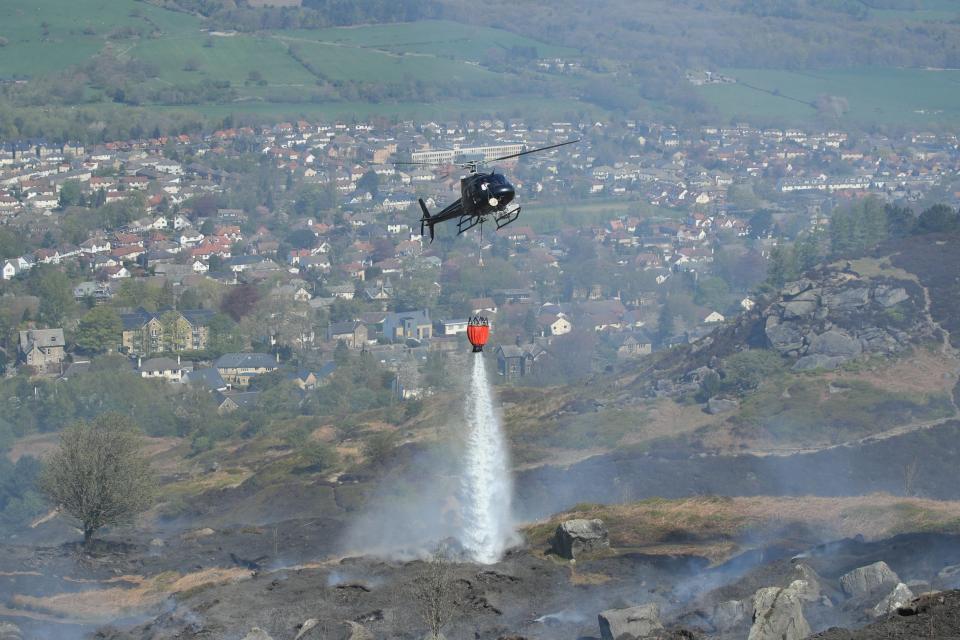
[526,495,960,565]
[11,567,251,622]
[826,348,959,395]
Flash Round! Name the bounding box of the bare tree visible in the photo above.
[413,549,454,640]
[40,413,155,545]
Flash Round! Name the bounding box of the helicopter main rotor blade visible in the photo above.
[487,138,581,163]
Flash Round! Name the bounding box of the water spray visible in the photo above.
[458,355,513,564]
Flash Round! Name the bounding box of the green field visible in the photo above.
[699,67,960,126]
[868,0,960,22]
[280,20,578,60]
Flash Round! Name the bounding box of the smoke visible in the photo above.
[338,355,517,563]
[458,355,516,563]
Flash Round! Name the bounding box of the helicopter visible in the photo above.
[396,139,580,241]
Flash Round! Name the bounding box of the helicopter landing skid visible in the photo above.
[494,205,521,230]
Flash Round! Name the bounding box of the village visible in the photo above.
[1,116,958,408]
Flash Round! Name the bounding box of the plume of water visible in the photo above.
[458,355,514,564]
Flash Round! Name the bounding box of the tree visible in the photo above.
[221,283,260,321]
[915,204,959,234]
[39,414,155,545]
[413,548,454,640]
[31,266,74,325]
[58,181,82,209]
[356,170,380,197]
[74,306,121,353]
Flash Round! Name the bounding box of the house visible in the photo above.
[382,310,432,342]
[73,281,114,303]
[436,319,469,336]
[2,260,19,280]
[215,390,261,414]
[538,312,572,336]
[19,328,66,369]
[120,308,215,356]
[183,367,228,392]
[138,356,189,382]
[609,331,653,359]
[215,353,279,387]
[702,311,726,324]
[495,342,549,379]
[326,321,368,348]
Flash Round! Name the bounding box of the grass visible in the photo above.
[737,377,955,445]
[279,20,577,61]
[525,495,960,564]
[11,567,251,621]
[699,67,960,126]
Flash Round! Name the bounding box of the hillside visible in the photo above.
[2,0,960,134]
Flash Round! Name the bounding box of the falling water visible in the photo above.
[459,355,514,564]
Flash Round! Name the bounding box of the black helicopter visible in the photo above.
[397,139,580,241]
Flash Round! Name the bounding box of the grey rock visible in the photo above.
[711,599,747,632]
[782,279,813,297]
[294,619,320,640]
[346,621,375,640]
[552,519,609,559]
[808,330,862,359]
[874,286,909,308]
[707,397,740,414]
[792,354,846,371]
[872,582,915,617]
[0,622,22,640]
[748,585,811,640]
[840,561,900,598]
[766,321,806,353]
[823,286,870,310]
[859,327,902,354]
[782,297,819,319]
[598,603,663,640]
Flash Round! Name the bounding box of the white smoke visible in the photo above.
[458,355,515,564]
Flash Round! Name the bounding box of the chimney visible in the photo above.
[177,354,181,366]
[137,356,142,369]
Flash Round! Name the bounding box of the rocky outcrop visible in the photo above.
[872,582,915,617]
[761,272,926,368]
[598,603,663,640]
[552,519,609,559]
[840,561,900,598]
[748,584,811,640]
[711,599,747,632]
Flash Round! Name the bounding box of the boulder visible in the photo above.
[782,279,813,297]
[840,561,900,598]
[0,622,22,640]
[858,327,901,354]
[766,321,805,353]
[782,298,818,320]
[242,629,274,640]
[823,286,870,310]
[874,286,909,308]
[598,603,663,640]
[748,586,811,640]
[294,619,320,640]
[792,354,846,372]
[345,621,375,640]
[872,582,915,617]
[707,397,739,415]
[808,330,862,359]
[552,519,609,559]
[711,599,747,632]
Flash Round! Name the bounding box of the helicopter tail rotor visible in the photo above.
[418,198,435,242]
